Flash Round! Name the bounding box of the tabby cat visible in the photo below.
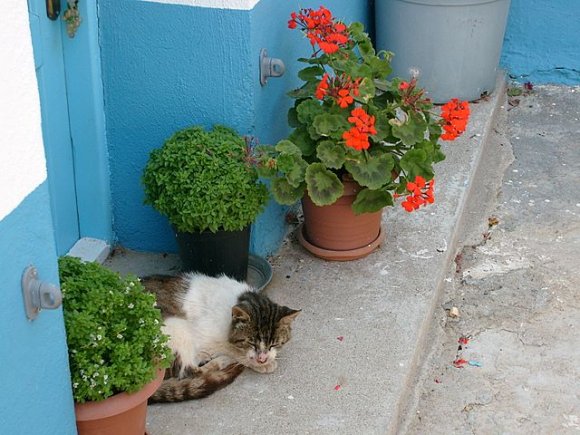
[141,273,300,402]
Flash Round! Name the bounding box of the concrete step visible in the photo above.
[104,75,508,435]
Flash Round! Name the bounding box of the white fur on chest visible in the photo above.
[162,274,251,367]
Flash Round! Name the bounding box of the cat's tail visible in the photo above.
[149,357,245,403]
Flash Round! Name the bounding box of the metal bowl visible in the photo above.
[246,254,273,292]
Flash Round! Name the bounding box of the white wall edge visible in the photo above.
[139,0,260,10]
[0,0,48,221]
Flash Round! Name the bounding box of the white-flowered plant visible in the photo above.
[59,256,173,403]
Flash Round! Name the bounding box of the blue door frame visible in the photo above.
[29,0,80,254]
[30,0,113,256]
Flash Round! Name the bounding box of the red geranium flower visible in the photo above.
[401,176,435,212]
[440,99,470,141]
[288,7,350,55]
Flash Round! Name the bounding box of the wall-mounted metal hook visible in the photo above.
[22,266,62,321]
[46,0,61,20]
[260,49,286,86]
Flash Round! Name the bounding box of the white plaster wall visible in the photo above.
[0,0,47,220]
[140,0,260,10]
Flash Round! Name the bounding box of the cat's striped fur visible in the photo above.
[142,273,300,403]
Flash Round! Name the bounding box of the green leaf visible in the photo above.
[399,149,434,180]
[349,21,368,44]
[271,177,305,205]
[433,148,446,163]
[355,77,376,103]
[373,113,391,140]
[277,154,308,187]
[344,153,395,189]
[298,66,324,82]
[287,81,318,99]
[288,107,300,128]
[304,163,344,206]
[288,127,317,156]
[367,56,392,79]
[296,99,324,125]
[316,140,346,169]
[275,139,302,155]
[312,113,348,137]
[391,111,427,146]
[298,56,329,65]
[352,188,393,214]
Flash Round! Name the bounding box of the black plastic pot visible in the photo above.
[174,226,250,281]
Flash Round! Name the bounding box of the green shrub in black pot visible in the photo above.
[142,125,268,280]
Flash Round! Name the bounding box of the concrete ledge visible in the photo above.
[67,237,111,264]
[108,75,508,434]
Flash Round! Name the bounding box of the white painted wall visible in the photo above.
[0,0,47,220]
[140,0,260,10]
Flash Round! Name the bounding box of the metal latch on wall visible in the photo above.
[22,266,62,320]
[260,49,286,86]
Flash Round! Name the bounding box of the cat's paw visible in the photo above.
[250,359,278,374]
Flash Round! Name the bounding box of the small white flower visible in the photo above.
[408,66,420,78]
[103,374,108,381]
[117,333,123,339]
[128,303,134,309]
[96,335,102,340]
[129,281,135,287]
[154,319,159,325]
[73,383,79,389]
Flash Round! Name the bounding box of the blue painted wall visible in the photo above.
[100,0,371,257]
[501,0,580,84]
[0,183,76,434]
[99,1,253,254]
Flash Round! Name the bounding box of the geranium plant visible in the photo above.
[256,7,470,214]
[59,256,173,403]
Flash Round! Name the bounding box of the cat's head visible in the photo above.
[228,292,300,370]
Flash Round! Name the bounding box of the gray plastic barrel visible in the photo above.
[375,0,511,103]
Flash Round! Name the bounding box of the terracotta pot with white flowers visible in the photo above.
[59,256,173,435]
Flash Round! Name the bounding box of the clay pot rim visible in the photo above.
[74,368,165,421]
[297,224,384,261]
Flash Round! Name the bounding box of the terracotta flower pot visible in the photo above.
[298,180,384,261]
[74,369,165,435]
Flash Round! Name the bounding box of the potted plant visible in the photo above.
[58,256,173,435]
[142,125,269,280]
[256,6,470,260]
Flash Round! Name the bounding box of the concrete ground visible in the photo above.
[403,85,580,434]
[104,81,580,434]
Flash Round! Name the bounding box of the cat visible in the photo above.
[141,273,300,403]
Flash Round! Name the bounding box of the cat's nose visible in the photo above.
[256,352,269,364]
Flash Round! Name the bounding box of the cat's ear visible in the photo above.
[278,308,301,326]
[232,305,251,323]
